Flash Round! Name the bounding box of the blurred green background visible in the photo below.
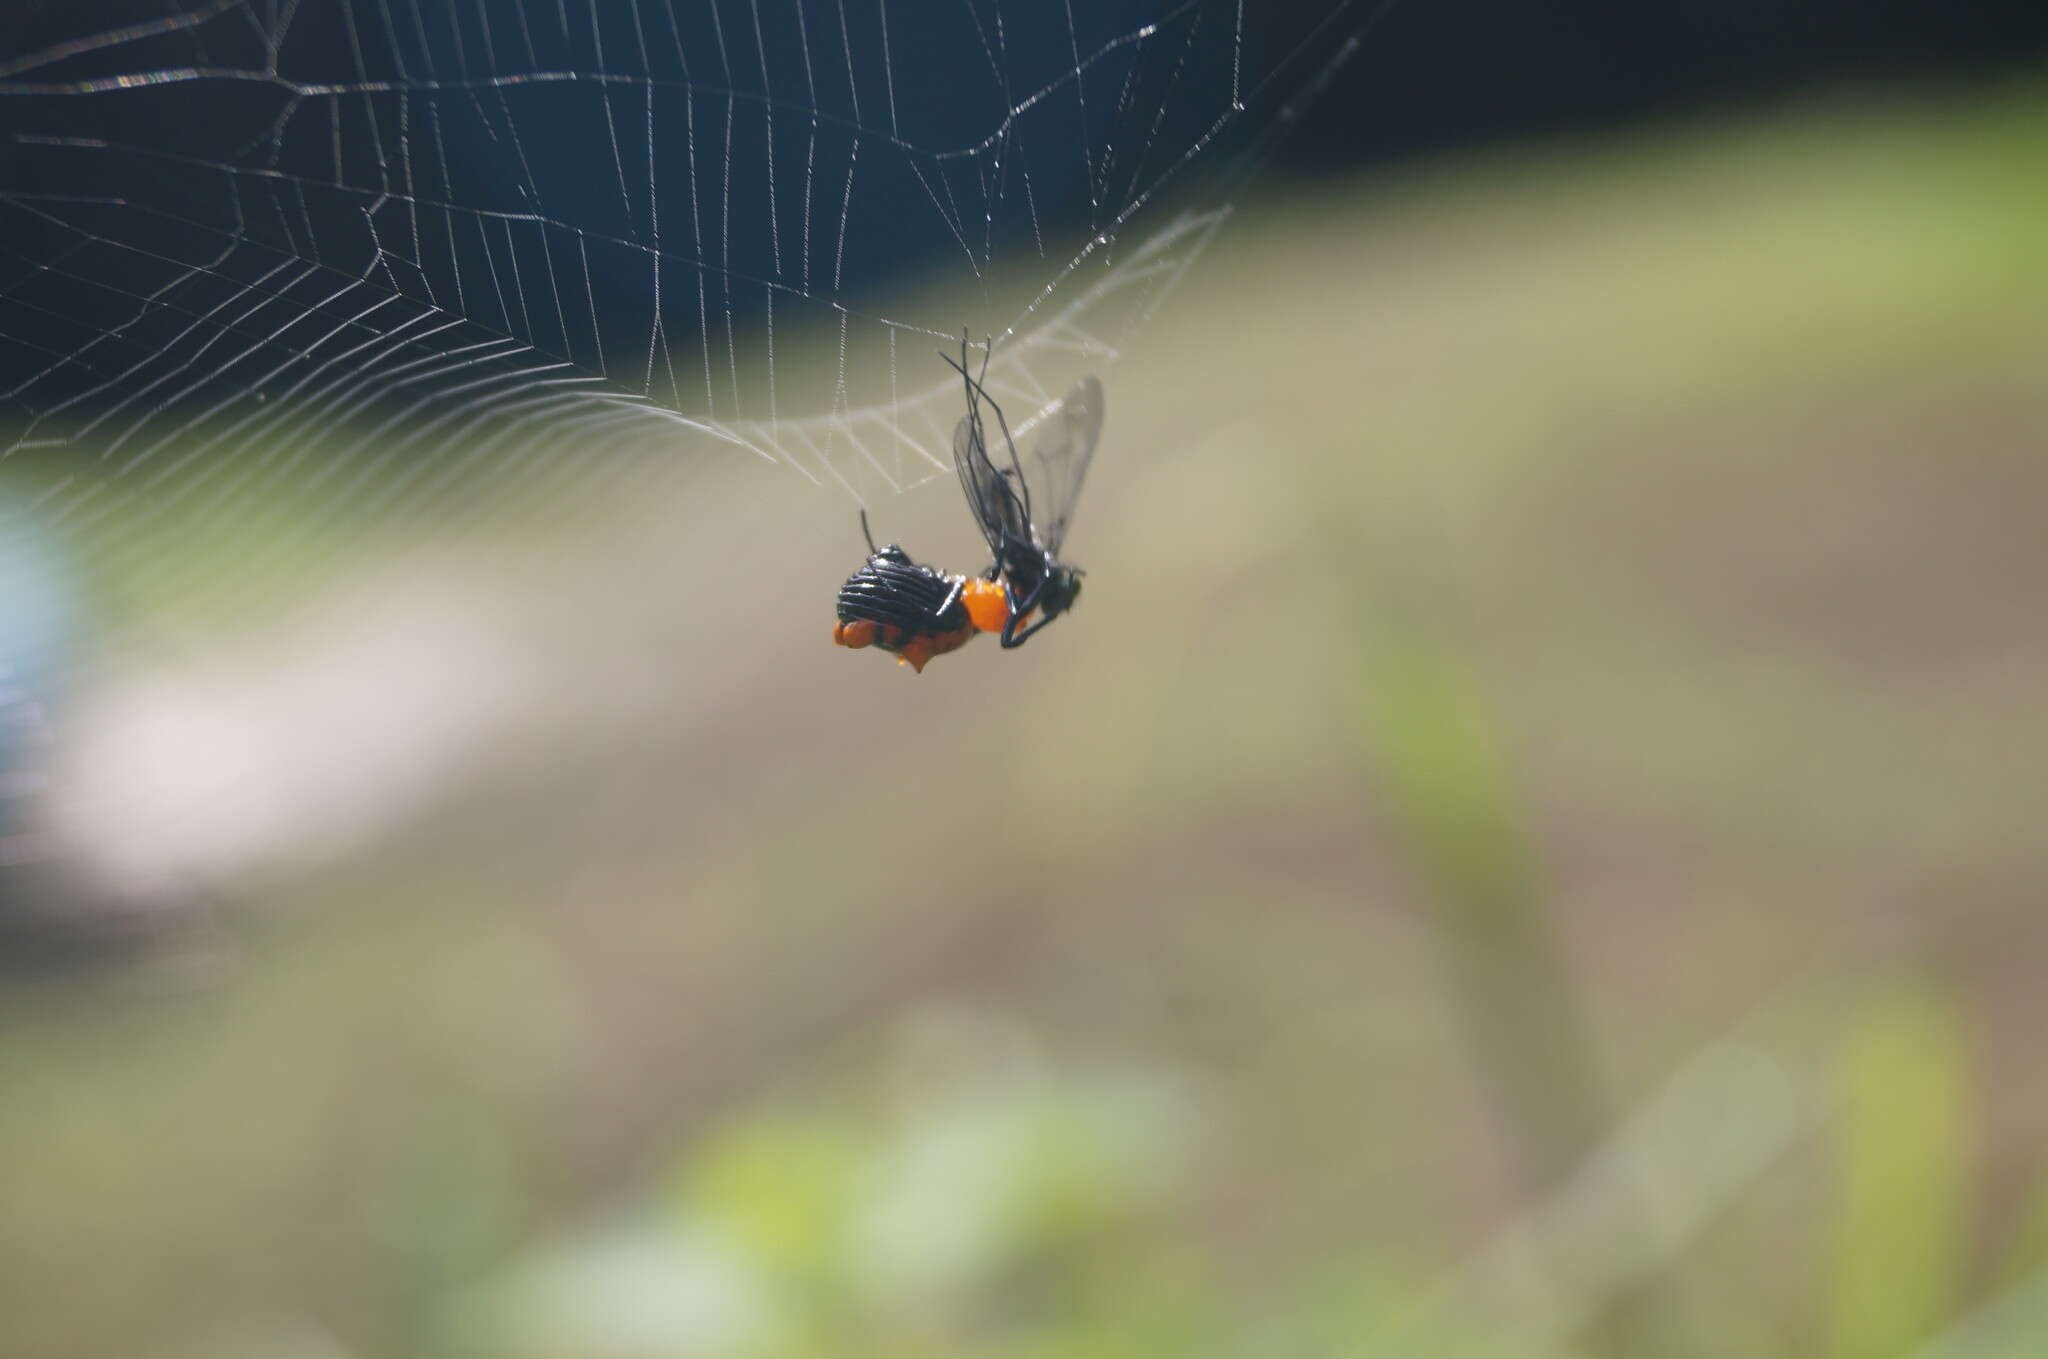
[5,79,2048,1359]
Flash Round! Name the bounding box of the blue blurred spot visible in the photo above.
[1,485,79,869]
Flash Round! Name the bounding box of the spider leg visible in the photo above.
[965,352,1034,527]
[998,574,1048,648]
[1002,612,1059,648]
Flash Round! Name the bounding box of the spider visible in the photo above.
[832,340,1104,671]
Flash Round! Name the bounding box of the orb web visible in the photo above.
[0,0,1391,892]
[3,2,1384,522]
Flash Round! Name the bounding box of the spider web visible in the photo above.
[2,2,1380,526]
[0,0,1386,894]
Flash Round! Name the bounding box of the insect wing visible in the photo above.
[953,403,1031,559]
[1029,376,1104,556]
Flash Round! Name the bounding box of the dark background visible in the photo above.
[1270,0,2048,170]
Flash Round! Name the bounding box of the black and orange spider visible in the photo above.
[833,341,1104,672]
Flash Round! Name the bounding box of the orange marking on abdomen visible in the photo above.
[961,577,1009,633]
[896,623,980,673]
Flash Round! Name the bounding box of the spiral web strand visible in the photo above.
[3,1,1374,535]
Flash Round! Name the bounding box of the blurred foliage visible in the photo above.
[438,1016,1209,1359]
[1829,981,1970,1359]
